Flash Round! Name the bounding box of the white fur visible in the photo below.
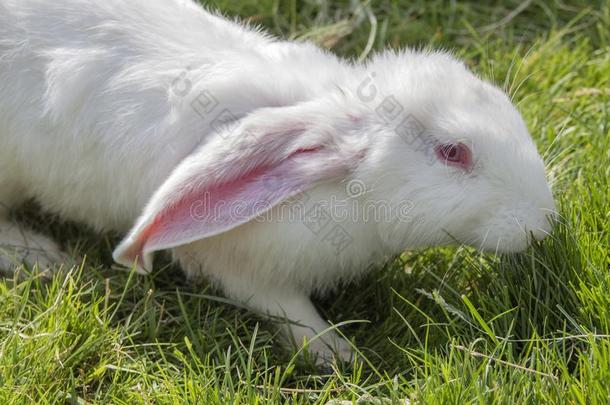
[0,0,555,363]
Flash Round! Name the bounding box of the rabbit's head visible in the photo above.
[350,50,556,253]
[114,50,555,271]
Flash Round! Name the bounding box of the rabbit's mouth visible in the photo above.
[468,203,555,253]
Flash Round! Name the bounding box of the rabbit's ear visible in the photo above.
[113,103,365,272]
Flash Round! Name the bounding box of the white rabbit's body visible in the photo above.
[0,0,555,362]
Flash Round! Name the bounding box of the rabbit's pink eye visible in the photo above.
[435,142,472,170]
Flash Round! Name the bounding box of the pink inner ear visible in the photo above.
[123,148,342,263]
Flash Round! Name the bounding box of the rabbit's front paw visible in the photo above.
[0,222,73,276]
[306,332,354,367]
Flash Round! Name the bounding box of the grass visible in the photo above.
[1,0,609,403]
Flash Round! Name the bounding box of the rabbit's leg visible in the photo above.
[220,275,353,364]
[0,182,67,274]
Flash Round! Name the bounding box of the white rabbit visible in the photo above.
[0,0,555,363]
